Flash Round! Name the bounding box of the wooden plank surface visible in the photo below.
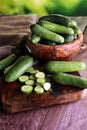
[0,15,87,130]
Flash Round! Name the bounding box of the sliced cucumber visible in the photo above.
[21,85,33,94]
[36,78,46,86]
[30,69,39,74]
[35,72,45,78]
[43,82,51,91]
[34,86,44,94]
[26,67,34,73]
[29,74,36,80]
[25,80,34,86]
[19,75,29,83]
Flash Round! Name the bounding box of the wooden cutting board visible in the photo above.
[0,69,87,113]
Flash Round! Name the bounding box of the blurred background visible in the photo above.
[0,0,87,16]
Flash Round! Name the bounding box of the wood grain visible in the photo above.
[0,15,87,130]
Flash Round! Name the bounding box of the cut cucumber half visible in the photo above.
[19,75,29,83]
[34,86,44,94]
[35,72,45,78]
[25,80,34,86]
[21,85,33,94]
[43,82,51,91]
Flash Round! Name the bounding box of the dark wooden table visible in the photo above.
[0,14,87,130]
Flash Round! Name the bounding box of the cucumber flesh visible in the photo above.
[43,82,51,91]
[19,75,29,83]
[52,72,87,88]
[25,80,34,86]
[36,78,46,86]
[35,72,45,78]
[34,86,44,94]
[21,85,33,94]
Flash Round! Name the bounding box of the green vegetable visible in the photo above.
[21,85,33,94]
[25,80,34,86]
[5,55,33,82]
[43,82,51,91]
[64,35,76,43]
[31,24,64,43]
[39,14,73,26]
[52,72,87,88]
[34,86,44,94]
[31,34,41,44]
[44,61,86,73]
[0,54,17,71]
[19,75,29,83]
[72,26,81,35]
[35,71,45,78]
[39,21,74,35]
[36,78,46,86]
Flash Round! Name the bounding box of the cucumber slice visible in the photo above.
[43,82,51,91]
[36,78,46,86]
[34,86,44,94]
[25,80,34,86]
[29,74,36,80]
[19,75,29,83]
[35,72,45,78]
[26,67,34,73]
[21,85,33,94]
[30,69,39,74]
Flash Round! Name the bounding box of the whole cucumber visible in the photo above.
[5,55,33,82]
[31,24,64,43]
[0,54,17,71]
[44,61,86,73]
[38,21,74,35]
[39,14,75,27]
[52,72,87,88]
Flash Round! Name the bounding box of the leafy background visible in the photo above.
[0,0,87,16]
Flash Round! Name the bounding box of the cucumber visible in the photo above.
[72,26,81,35]
[43,82,51,91]
[39,14,75,27]
[31,24,64,43]
[21,85,33,94]
[34,86,44,94]
[5,56,33,82]
[31,34,41,44]
[44,61,86,73]
[35,71,45,78]
[64,35,76,43]
[36,78,46,86]
[29,75,36,80]
[39,21,74,35]
[25,79,35,86]
[30,69,39,74]
[0,54,17,71]
[19,75,29,83]
[52,72,87,88]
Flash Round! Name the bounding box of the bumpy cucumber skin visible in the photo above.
[5,56,33,82]
[39,21,74,35]
[0,54,17,71]
[31,34,41,44]
[39,14,72,26]
[31,24,64,43]
[44,61,86,73]
[52,72,87,88]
